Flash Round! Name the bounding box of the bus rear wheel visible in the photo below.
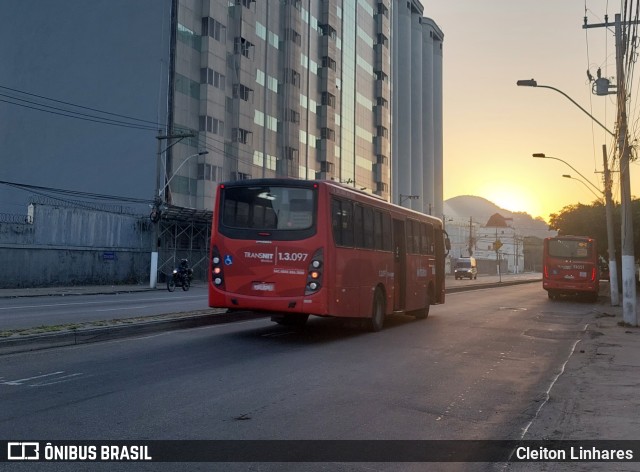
[368,288,385,332]
[272,314,309,327]
[414,287,431,320]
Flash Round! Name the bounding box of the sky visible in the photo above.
[423,0,640,221]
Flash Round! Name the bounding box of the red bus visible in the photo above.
[209,179,450,331]
[543,235,599,302]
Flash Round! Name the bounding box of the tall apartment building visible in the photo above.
[1,0,442,218]
[169,0,392,210]
[391,0,444,217]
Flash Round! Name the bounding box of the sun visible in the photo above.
[482,186,542,218]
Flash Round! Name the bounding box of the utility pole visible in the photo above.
[584,13,637,324]
[614,14,637,325]
[149,131,195,289]
[602,144,619,306]
[468,216,473,256]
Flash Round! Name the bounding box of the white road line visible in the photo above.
[1,371,65,386]
[93,305,152,312]
[31,373,84,387]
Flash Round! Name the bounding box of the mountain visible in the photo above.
[444,195,556,239]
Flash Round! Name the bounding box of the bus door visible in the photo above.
[393,219,406,311]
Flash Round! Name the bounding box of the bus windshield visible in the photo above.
[547,239,593,259]
[221,185,315,231]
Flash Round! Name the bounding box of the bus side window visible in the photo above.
[406,220,413,253]
[374,210,383,250]
[354,205,364,248]
[382,212,392,251]
[363,206,374,249]
[331,198,354,247]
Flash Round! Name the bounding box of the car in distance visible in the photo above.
[454,257,477,280]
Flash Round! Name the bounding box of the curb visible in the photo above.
[0,278,541,356]
[0,310,265,356]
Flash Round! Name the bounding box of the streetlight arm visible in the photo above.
[517,80,615,137]
[160,151,208,196]
[536,85,615,137]
[533,153,602,194]
[562,174,603,201]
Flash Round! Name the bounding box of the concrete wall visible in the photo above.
[0,203,152,288]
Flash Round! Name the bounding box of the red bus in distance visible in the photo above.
[543,235,599,302]
[209,179,450,331]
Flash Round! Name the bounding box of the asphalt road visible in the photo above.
[0,283,594,471]
[0,287,209,330]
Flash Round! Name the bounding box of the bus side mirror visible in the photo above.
[444,233,451,256]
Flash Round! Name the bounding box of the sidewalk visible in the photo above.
[0,283,159,299]
[507,297,640,471]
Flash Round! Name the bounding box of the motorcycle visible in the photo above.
[167,260,193,292]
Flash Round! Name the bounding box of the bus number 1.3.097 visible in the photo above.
[278,252,308,262]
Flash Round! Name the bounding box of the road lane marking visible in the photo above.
[93,305,152,312]
[31,373,84,387]
[1,371,64,386]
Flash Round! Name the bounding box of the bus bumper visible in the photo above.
[209,288,329,316]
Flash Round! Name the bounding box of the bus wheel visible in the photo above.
[272,314,309,327]
[368,288,385,332]
[415,288,431,320]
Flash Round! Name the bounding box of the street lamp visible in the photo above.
[532,153,601,195]
[399,194,419,206]
[161,150,209,200]
[517,79,615,137]
[562,174,603,202]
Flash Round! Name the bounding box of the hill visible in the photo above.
[444,195,556,239]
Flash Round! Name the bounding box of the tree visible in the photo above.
[548,199,640,262]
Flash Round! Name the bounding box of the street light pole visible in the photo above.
[149,131,195,289]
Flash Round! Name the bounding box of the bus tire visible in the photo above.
[368,287,385,332]
[272,314,309,327]
[415,287,431,320]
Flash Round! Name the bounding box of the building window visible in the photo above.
[199,116,225,136]
[321,56,337,71]
[376,126,388,138]
[284,146,299,160]
[284,28,302,45]
[284,68,300,87]
[232,83,253,101]
[286,109,300,123]
[201,17,226,42]
[321,127,335,140]
[376,96,388,108]
[200,68,225,89]
[319,24,336,39]
[232,128,252,145]
[321,92,335,107]
[234,37,254,59]
[235,0,255,9]
[375,70,388,82]
[376,33,388,47]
